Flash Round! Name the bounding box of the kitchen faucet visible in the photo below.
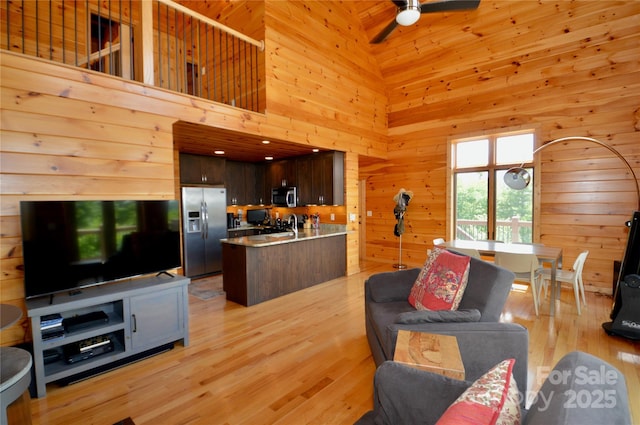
[287,214,298,237]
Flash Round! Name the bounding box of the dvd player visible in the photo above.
[64,335,114,364]
[63,311,109,333]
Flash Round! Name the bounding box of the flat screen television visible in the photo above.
[246,208,269,225]
[20,200,181,299]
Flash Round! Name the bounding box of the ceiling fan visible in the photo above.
[370,0,481,43]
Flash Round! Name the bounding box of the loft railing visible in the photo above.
[456,217,533,243]
[0,0,265,112]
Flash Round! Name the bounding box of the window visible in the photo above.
[451,132,535,243]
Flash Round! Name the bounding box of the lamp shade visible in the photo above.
[504,167,531,190]
[396,5,421,26]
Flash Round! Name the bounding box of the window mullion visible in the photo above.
[487,136,497,240]
[487,168,496,241]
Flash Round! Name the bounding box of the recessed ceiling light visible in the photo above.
[265,156,273,161]
[262,140,270,144]
[214,150,225,155]
[312,148,319,153]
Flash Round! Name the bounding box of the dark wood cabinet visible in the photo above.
[295,156,314,206]
[225,161,267,205]
[222,234,346,306]
[266,159,297,190]
[179,153,225,185]
[314,151,344,206]
[225,160,245,205]
[222,151,344,207]
[254,163,268,205]
[243,164,257,204]
[295,151,344,206]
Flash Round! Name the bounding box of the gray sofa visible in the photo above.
[364,255,530,394]
[356,351,632,425]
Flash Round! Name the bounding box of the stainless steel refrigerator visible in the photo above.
[181,186,227,277]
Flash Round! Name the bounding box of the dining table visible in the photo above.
[437,240,564,316]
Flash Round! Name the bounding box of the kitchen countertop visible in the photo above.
[221,225,348,247]
[226,225,271,232]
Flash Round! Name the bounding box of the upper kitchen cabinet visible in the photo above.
[266,159,297,190]
[308,151,344,206]
[293,151,344,206]
[180,153,225,185]
[225,161,266,205]
[225,160,244,204]
[254,163,268,205]
[296,156,313,206]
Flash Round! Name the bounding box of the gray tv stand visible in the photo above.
[26,274,190,397]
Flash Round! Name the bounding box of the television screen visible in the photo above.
[246,208,269,225]
[20,200,181,299]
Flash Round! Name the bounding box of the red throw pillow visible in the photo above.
[436,359,521,425]
[408,248,470,310]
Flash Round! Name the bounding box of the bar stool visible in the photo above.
[1,347,33,425]
[1,304,33,425]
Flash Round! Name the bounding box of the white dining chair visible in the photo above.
[539,250,589,315]
[450,247,482,259]
[494,252,542,316]
[427,238,446,256]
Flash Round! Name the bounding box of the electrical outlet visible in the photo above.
[367,210,372,217]
[350,213,356,222]
[330,213,335,221]
[201,66,206,76]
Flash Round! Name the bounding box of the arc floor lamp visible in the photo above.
[504,136,640,339]
[504,136,640,211]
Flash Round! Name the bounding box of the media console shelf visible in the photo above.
[27,274,190,397]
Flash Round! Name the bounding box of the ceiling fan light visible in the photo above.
[396,6,420,26]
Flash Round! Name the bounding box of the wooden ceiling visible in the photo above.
[173,121,326,163]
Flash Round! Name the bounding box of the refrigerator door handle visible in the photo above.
[203,201,209,239]
[200,201,205,239]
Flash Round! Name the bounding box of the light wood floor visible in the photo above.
[30,260,640,425]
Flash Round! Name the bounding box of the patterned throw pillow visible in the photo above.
[436,359,521,425]
[408,248,470,310]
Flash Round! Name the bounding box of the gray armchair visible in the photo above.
[364,254,529,395]
[355,351,632,425]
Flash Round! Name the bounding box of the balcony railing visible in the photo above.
[456,217,532,243]
[1,0,265,112]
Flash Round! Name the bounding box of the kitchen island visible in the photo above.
[221,225,347,306]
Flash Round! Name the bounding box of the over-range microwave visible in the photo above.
[272,187,297,207]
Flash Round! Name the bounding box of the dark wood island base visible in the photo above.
[222,233,346,306]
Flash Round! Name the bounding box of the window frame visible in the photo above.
[447,129,540,242]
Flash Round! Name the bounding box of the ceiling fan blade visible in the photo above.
[420,0,480,13]
[370,19,400,44]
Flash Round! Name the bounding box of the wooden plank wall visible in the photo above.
[359,1,640,295]
[0,1,387,347]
